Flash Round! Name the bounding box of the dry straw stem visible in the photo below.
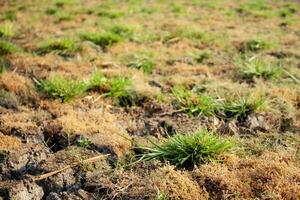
[32,154,109,181]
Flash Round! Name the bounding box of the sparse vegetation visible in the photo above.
[141,129,235,167]
[0,0,299,199]
[35,38,81,56]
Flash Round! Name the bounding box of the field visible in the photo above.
[0,0,300,199]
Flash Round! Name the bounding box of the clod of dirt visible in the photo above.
[46,189,95,200]
[1,144,49,178]
[8,179,44,200]
[216,120,239,136]
[38,146,110,196]
[245,114,269,133]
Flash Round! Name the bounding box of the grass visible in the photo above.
[191,51,211,63]
[109,24,133,38]
[126,53,156,74]
[239,39,271,53]
[0,23,14,38]
[172,86,265,121]
[141,129,235,167]
[108,76,135,106]
[0,39,19,56]
[86,71,107,90]
[77,137,93,149]
[35,38,81,56]
[222,97,266,121]
[172,86,222,117]
[0,58,11,73]
[80,32,122,49]
[0,10,17,21]
[240,57,283,80]
[35,76,87,102]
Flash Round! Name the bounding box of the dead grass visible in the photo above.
[151,165,208,200]
[193,151,300,199]
[0,133,21,151]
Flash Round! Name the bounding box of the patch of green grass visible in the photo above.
[0,39,19,56]
[86,70,107,90]
[45,7,58,15]
[236,0,273,18]
[126,52,156,74]
[36,76,87,102]
[80,32,122,49]
[277,3,298,18]
[97,10,123,19]
[55,11,74,22]
[108,76,135,106]
[239,39,271,53]
[77,137,93,149]
[0,22,14,38]
[191,51,211,63]
[165,28,207,43]
[172,86,265,121]
[0,10,17,21]
[172,86,222,117]
[109,24,133,38]
[241,57,283,80]
[0,57,11,73]
[222,97,265,121]
[157,192,171,200]
[35,38,81,56]
[141,129,235,167]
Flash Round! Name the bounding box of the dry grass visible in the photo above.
[0,133,21,151]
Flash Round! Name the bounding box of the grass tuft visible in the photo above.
[36,76,87,102]
[241,57,283,80]
[141,129,235,167]
[239,39,271,53]
[35,38,81,56]
[0,23,14,38]
[126,53,155,74]
[108,76,136,106]
[0,39,19,56]
[172,86,221,117]
[222,97,265,121]
[80,32,121,49]
[86,70,107,90]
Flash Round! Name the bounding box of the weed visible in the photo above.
[0,39,19,56]
[0,22,14,38]
[108,76,135,106]
[80,32,121,49]
[77,137,93,149]
[241,57,283,80]
[35,38,81,56]
[141,129,235,167]
[165,28,207,43]
[126,53,155,74]
[36,76,87,102]
[86,70,107,90]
